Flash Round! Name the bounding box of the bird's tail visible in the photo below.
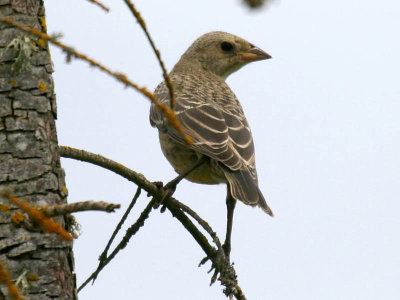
[223,169,274,217]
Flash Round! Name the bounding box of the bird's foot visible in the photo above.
[151,181,177,212]
[199,249,230,286]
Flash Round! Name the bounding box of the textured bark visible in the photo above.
[0,1,76,299]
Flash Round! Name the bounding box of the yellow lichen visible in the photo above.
[39,17,47,31]
[11,79,17,85]
[27,274,39,284]
[62,185,68,195]
[37,38,46,48]
[38,80,47,92]
[11,212,24,224]
[0,204,10,213]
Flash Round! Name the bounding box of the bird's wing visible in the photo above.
[150,85,255,174]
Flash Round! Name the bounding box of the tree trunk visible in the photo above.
[0,1,75,299]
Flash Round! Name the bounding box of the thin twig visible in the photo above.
[167,197,222,251]
[0,17,192,144]
[98,187,141,263]
[165,198,216,258]
[86,0,110,12]
[42,200,120,217]
[123,0,175,109]
[78,196,156,292]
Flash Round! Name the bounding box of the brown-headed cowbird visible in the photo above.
[150,32,273,253]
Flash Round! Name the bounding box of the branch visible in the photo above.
[0,17,192,144]
[123,0,175,109]
[59,146,246,299]
[59,146,216,288]
[124,0,175,109]
[42,200,120,217]
[86,0,110,12]
[59,146,215,256]
[170,198,222,249]
[78,195,156,292]
[165,197,216,258]
[99,187,141,262]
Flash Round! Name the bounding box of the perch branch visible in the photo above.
[60,146,245,299]
[59,146,215,256]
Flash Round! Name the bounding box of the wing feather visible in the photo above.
[150,81,256,174]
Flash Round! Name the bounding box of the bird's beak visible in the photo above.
[237,47,272,62]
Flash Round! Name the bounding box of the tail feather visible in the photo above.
[223,169,273,216]
[257,187,274,217]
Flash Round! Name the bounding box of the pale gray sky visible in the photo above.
[46,1,400,299]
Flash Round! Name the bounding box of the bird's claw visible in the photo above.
[199,256,220,285]
[198,250,227,286]
[198,256,210,267]
[148,181,163,197]
[151,181,177,211]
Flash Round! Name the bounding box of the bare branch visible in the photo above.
[165,199,244,299]
[168,197,222,251]
[0,17,193,144]
[99,187,141,262]
[78,196,157,292]
[42,201,120,217]
[86,0,110,12]
[123,0,175,109]
[59,146,216,255]
[59,146,246,299]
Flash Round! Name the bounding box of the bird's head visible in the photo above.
[176,31,271,81]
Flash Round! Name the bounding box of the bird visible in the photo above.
[150,31,273,256]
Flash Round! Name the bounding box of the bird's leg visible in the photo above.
[223,185,237,259]
[164,155,208,192]
[198,186,237,285]
[155,156,208,209]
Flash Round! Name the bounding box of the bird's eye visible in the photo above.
[220,41,234,52]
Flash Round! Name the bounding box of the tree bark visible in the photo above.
[0,1,75,299]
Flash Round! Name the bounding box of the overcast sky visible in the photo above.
[46,1,400,299]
